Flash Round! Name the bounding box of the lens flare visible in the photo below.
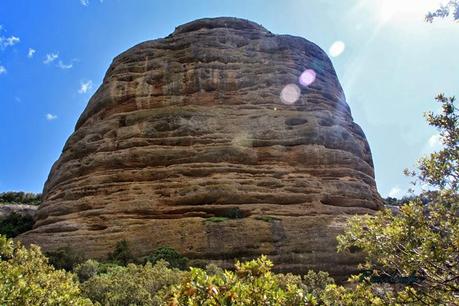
[280,84,301,105]
[329,41,345,58]
[299,69,316,87]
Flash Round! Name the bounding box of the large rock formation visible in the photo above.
[21,17,382,278]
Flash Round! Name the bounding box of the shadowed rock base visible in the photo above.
[20,17,382,279]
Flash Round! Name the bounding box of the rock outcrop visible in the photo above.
[20,17,382,278]
[0,204,37,221]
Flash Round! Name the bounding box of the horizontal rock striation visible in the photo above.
[20,17,382,278]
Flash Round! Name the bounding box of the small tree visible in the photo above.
[107,240,136,265]
[336,95,458,305]
[145,246,188,270]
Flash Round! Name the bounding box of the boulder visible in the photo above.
[20,17,382,278]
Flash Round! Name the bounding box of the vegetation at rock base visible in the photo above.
[205,216,229,223]
[80,260,184,306]
[46,246,85,271]
[107,239,137,265]
[145,246,189,270]
[0,235,92,305]
[0,212,33,238]
[0,191,42,205]
[167,256,309,305]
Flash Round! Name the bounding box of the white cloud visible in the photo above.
[78,80,93,94]
[0,35,20,49]
[0,65,6,74]
[57,60,73,69]
[80,0,89,6]
[28,48,36,58]
[428,134,442,148]
[388,186,402,198]
[46,113,58,121]
[43,52,59,64]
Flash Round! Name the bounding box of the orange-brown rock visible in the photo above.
[20,17,382,278]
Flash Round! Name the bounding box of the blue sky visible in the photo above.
[0,0,458,198]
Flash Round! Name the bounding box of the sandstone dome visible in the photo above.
[21,17,382,278]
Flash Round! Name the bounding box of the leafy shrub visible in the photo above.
[167,255,308,305]
[107,240,136,265]
[46,246,85,271]
[145,246,188,270]
[0,212,34,238]
[80,260,183,306]
[75,259,100,282]
[0,235,92,305]
[302,270,335,299]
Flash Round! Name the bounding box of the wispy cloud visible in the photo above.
[0,35,20,49]
[0,65,6,75]
[46,113,58,121]
[57,60,73,69]
[43,52,59,64]
[27,48,36,58]
[80,0,90,6]
[78,80,93,94]
[388,186,402,198]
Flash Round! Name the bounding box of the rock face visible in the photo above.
[20,17,382,278]
[0,204,37,221]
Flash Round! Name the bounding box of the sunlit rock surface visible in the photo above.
[20,17,382,278]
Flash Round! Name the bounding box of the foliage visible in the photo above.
[145,246,188,270]
[426,0,459,22]
[0,191,42,205]
[336,95,459,305]
[167,255,309,305]
[301,270,335,299]
[205,216,229,223]
[0,212,34,238]
[107,239,136,265]
[75,259,120,282]
[80,260,183,306]
[0,235,92,305]
[46,246,85,271]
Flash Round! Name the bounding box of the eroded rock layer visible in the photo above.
[21,17,382,278]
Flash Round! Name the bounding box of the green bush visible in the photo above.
[0,235,92,305]
[80,260,183,306]
[167,255,308,305]
[145,246,188,270]
[46,246,85,271]
[0,213,34,238]
[107,240,136,265]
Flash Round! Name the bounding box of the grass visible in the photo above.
[205,217,229,223]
